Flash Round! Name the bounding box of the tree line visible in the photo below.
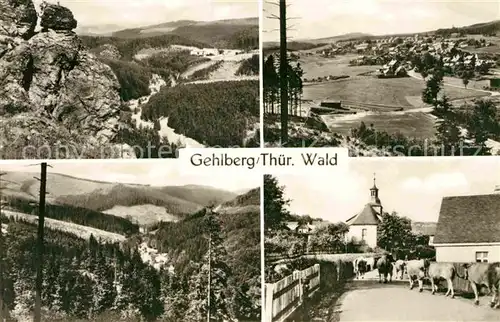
[5,197,139,236]
[263,54,304,116]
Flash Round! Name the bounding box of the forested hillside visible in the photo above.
[144,187,261,321]
[141,80,259,147]
[0,182,260,321]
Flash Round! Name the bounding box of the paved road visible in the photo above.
[338,270,500,321]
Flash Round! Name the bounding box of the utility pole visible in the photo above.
[279,0,288,146]
[34,163,47,322]
[0,172,6,322]
[206,232,211,322]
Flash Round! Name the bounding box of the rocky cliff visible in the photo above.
[0,0,122,158]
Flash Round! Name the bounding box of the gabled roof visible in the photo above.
[433,194,500,244]
[346,204,381,226]
[411,222,437,236]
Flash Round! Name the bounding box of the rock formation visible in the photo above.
[0,0,123,158]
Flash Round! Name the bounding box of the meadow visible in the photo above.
[322,111,436,139]
[303,77,489,108]
[300,53,490,108]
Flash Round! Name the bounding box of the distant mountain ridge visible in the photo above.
[284,19,500,45]
[0,171,238,222]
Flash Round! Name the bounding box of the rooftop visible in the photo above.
[433,194,500,244]
[346,204,381,226]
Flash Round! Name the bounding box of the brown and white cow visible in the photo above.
[393,259,406,280]
[458,262,500,308]
[406,259,430,292]
[354,257,368,279]
[376,254,395,283]
[427,262,456,298]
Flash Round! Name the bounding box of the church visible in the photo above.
[344,175,383,249]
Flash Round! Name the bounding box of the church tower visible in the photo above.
[369,173,383,216]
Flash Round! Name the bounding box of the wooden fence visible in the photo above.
[263,264,320,322]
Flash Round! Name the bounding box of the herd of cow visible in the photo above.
[353,254,500,309]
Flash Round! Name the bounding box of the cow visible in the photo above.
[393,259,406,280]
[427,262,456,298]
[354,257,367,279]
[376,253,395,283]
[406,259,430,292]
[365,257,375,271]
[457,262,500,308]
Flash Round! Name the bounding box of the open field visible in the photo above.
[300,52,491,108]
[103,204,179,226]
[301,54,380,79]
[322,110,436,139]
[303,76,490,108]
[3,210,126,242]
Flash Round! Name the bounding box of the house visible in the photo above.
[296,223,311,234]
[345,175,383,248]
[411,222,437,246]
[433,193,500,263]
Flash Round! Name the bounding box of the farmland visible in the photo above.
[301,55,490,108]
[297,52,493,139]
[322,111,436,138]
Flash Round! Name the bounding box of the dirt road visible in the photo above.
[337,280,500,321]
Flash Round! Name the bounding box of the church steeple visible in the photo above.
[369,173,382,218]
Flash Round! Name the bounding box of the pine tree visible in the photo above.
[186,213,233,321]
[138,267,163,320]
[92,247,116,315]
[71,274,93,319]
[434,96,463,155]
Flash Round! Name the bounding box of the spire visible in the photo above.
[370,173,381,205]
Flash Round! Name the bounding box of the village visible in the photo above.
[312,34,499,84]
[264,160,500,321]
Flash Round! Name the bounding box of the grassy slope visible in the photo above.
[1,171,238,223]
[2,210,125,242]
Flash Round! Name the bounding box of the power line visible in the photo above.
[34,162,48,322]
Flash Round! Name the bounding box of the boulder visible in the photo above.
[40,2,77,31]
[0,0,38,39]
[0,1,123,157]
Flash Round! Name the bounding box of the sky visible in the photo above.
[0,160,259,192]
[263,0,500,42]
[34,0,258,28]
[274,157,500,223]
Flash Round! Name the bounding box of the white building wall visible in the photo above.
[435,244,500,263]
[346,225,378,249]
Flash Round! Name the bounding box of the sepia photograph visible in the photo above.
[0,0,259,160]
[263,0,500,156]
[0,160,261,321]
[264,158,500,321]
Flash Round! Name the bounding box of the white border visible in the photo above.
[258,0,265,319]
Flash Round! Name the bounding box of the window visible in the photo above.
[475,251,488,263]
[361,229,367,240]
